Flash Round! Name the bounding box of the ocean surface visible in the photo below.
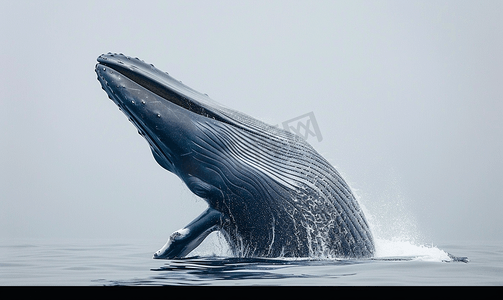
[1,235,501,286]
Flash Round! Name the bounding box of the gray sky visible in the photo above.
[1,1,501,246]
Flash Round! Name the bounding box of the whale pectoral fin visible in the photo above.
[153,207,224,259]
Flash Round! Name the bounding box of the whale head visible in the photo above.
[95,53,300,209]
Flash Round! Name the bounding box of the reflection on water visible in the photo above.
[107,256,364,286]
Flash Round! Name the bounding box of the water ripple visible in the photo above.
[108,256,364,285]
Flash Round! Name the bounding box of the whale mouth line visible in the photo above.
[96,55,228,124]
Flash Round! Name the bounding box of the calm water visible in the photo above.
[0,237,501,286]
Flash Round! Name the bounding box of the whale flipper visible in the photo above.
[153,207,224,259]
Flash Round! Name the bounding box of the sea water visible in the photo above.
[1,191,500,286]
[1,234,502,286]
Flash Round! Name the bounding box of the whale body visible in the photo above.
[95,53,375,259]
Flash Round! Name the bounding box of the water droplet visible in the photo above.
[131,100,135,104]
[157,113,161,118]
[141,100,146,105]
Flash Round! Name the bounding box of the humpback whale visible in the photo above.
[95,53,375,259]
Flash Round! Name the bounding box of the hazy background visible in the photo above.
[1,1,501,248]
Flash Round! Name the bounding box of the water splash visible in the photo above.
[188,175,466,263]
[354,177,464,262]
[190,206,457,262]
[190,231,232,257]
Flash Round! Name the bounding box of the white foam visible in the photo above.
[374,238,451,262]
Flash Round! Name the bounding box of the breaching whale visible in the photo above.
[95,53,375,259]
